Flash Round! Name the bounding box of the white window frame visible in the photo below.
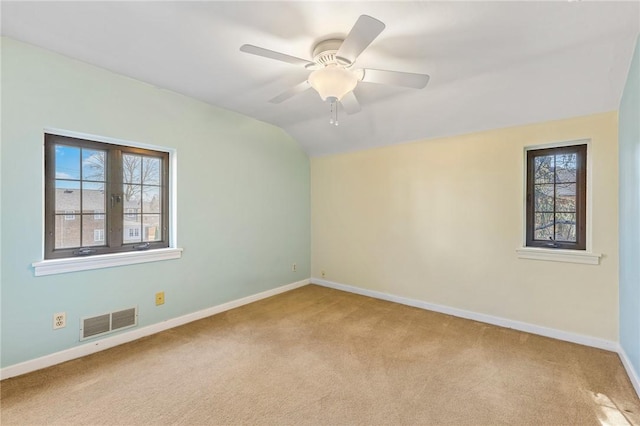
[516,138,601,265]
[93,229,105,242]
[33,128,181,276]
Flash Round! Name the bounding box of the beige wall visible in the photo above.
[311,111,619,341]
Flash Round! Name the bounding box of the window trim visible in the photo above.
[515,247,600,265]
[32,248,183,276]
[517,139,601,265]
[35,128,180,275]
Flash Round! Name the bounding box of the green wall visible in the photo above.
[619,35,640,378]
[0,37,310,368]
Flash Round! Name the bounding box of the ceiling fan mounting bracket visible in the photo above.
[311,39,352,67]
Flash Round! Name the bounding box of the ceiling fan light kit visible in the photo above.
[308,65,358,101]
[308,64,358,126]
[240,14,430,126]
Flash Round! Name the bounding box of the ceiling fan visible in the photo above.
[240,15,430,125]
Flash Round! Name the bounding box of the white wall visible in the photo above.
[312,112,619,341]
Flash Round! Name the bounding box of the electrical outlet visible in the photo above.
[292,263,297,272]
[155,291,165,306]
[53,312,66,329]
[321,270,326,278]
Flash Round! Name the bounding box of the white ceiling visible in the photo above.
[2,1,639,157]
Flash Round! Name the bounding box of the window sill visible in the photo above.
[515,247,601,265]
[32,248,183,276]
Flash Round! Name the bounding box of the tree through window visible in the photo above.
[526,144,586,250]
[45,134,169,259]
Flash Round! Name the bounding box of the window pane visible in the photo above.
[143,157,161,185]
[55,215,80,249]
[556,183,576,212]
[82,149,106,181]
[555,153,577,183]
[45,134,170,258]
[534,184,554,212]
[534,155,554,184]
[55,181,80,213]
[526,144,586,250]
[534,213,554,240]
[123,154,142,184]
[82,182,105,214]
[143,214,162,242]
[55,145,80,180]
[83,218,105,247]
[555,213,576,242]
[143,186,161,213]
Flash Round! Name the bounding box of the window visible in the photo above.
[526,144,586,250]
[45,133,169,259]
[94,229,104,242]
[125,208,137,219]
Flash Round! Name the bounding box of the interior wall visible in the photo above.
[311,112,619,341]
[619,35,640,376]
[0,38,310,368]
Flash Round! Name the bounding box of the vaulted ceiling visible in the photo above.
[2,1,638,156]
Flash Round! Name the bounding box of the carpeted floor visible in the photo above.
[1,284,639,425]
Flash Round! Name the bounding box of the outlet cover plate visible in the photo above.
[53,312,66,329]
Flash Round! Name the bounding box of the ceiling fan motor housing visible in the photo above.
[311,39,352,67]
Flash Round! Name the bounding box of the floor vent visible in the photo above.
[80,307,138,341]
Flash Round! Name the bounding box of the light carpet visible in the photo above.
[1,284,639,425]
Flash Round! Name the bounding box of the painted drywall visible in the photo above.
[0,37,310,368]
[619,35,640,377]
[312,112,619,341]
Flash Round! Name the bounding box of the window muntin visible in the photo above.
[45,134,169,259]
[526,144,586,250]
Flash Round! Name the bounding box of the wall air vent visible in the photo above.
[80,307,138,341]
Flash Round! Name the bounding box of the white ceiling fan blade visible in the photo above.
[240,44,313,67]
[269,81,312,104]
[360,69,430,89]
[336,15,385,64]
[340,91,361,115]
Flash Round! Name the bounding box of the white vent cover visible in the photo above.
[80,307,137,341]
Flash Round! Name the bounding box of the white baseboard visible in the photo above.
[311,278,619,352]
[5,276,636,399]
[617,344,640,398]
[0,279,310,380]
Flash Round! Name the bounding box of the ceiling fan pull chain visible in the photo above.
[328,97,339,126]
[329,99,334,125]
